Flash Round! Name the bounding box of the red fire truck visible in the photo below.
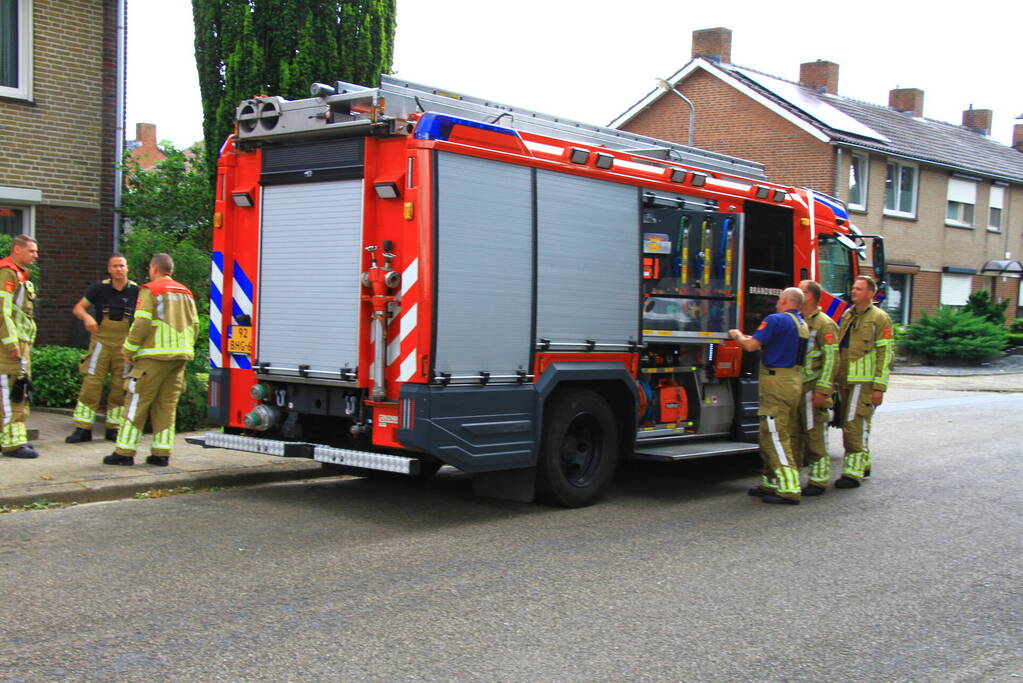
[195,75,885,506]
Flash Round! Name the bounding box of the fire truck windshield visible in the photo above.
[818,235,856,297]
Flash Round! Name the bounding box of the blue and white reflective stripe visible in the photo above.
[209,251,224,369]
[230,260,253,370]
[815,194,849,221]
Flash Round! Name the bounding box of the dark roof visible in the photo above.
[713,61,1023,184]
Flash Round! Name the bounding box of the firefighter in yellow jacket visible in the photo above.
[65,254,139,443]
[794,280,840,495]
[103,253,197,467]
[834,275,894,488]
[0,235,39,459]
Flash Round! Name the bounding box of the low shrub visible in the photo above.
[1007,333,1023,348]
[29,345,83,408]
[899,306,1007,362]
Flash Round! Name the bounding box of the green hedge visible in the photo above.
[30,343,209,432]
[899,306,1007,362]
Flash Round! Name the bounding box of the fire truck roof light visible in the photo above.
[689,173,707,187]
[755,186,771,199]
[413,112,521,143]
[772,190,786,202]
[595,153,614,169]
[670,169,687,183]
[374,182,400,199]
[232,192,254,208]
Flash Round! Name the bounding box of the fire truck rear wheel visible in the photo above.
[537,388,618,508]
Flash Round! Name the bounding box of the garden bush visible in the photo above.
[963,289,1009,326]
[29,345,83,408]
[899,306,1007,362]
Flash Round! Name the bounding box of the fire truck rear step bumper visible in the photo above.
[633,440,759,462]
[187,432,420,475]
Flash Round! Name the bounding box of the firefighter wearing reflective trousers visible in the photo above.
[103,254,197,467]
[729,287,809,505]
[0,235,39,459]
[794,280,839,495]
[66,254,139,443]
[834,275,894,488]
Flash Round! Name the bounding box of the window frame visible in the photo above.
[0,0,32,101]
[0,185,39,237]
[882,272,912,324]
[847,152,868,212]
[945,177,977,229]
[883,159,918,218]
[988,185,1005,233]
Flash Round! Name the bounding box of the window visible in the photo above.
[882,273,912,324]
[0,206,25,235]
[988,185,1005,232]
[884,160,917,217]
[945,177,977,228]
[0,186,39,235]
[847,153,868,211]
[940,273,973,306]
[0,0,31,100]
[817,235,855,297]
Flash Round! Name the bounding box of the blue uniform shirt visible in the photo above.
[752,309,804,368]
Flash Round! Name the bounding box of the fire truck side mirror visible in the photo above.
[872,239,886,284]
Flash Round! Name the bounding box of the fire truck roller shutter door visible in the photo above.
[536,171,639,349]
[434,153,533,379]
[257,180,364,376]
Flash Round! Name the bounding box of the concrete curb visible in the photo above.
[1,460,336,508]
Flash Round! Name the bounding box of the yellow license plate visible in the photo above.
[227,325,252,354]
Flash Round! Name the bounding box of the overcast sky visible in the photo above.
[127,0,1021,152]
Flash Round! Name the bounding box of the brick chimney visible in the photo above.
[692,27,731,64]
[889,88,924,117]
[1013,123,1023,152]
[129,122,166,170]
[962,107,993,135]
[799,60,839,95]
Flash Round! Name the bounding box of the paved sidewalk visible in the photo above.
[0,409,331,508]
[2,371,1020,509]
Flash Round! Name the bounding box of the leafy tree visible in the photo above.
[899,306,1007,362]
[119,143,213,315]
[962,289,1009,327]
[192,0,396,182]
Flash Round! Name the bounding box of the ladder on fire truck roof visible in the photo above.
[234,74,768,181]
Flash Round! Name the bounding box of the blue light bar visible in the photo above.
[413,112,522,143]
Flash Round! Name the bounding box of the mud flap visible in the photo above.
[472,466,536,503]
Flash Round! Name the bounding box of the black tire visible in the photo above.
[537,389,619,507]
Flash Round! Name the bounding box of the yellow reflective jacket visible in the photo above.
[837,303,894,391]
[123,276,198,361]
[802,307,839,393]
[0,258,36,374]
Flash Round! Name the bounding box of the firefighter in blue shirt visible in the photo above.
[729,287,809,505]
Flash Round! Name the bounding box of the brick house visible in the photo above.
[612,27,1023,325]
[0,0,123,345]
[127,122,167,170]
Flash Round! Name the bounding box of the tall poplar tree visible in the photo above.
[192,0,396,182]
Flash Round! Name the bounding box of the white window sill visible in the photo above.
[848,203,867,213]
[986,227,1002,233]
[945,221,974,229]
[883,209,917,220]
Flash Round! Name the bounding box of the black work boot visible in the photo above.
[863,467,872,478]
[834,476,861,489]
[65,428,93,443]
[104,428,118,442]
[762,493,800,505]
[801,484,827,496]
[146,454,169,467]
[102,453,134,466]
[3,445,39,459]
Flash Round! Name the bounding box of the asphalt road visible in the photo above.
[1,387,1021,682]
